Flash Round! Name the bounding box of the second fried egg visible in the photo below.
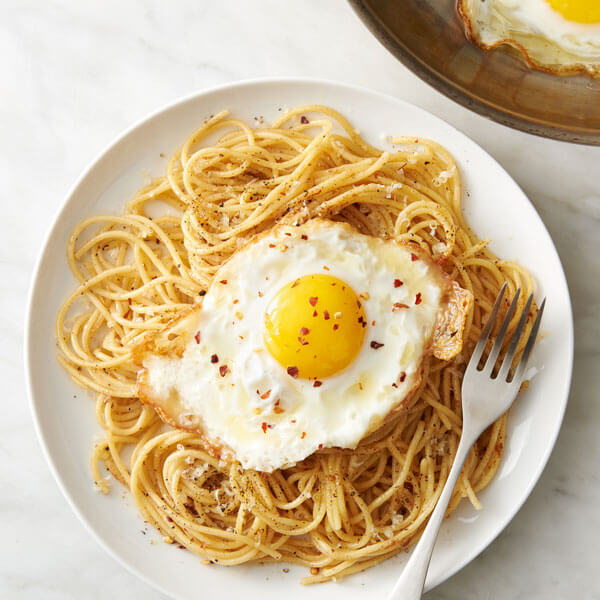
[459,0,600,74]
[136,220,472,471]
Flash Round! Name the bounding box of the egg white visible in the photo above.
[460,0,600,72]
[141,220,450,472]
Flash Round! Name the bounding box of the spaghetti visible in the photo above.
[56,105,536,583]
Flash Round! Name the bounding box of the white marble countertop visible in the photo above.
[3,1,599,598]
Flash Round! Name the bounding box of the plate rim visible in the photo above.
[24,76,574,598]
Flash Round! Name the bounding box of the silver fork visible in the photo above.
[387,283,545,600]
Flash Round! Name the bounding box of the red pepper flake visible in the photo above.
[370,341,384,349]
[219,279,228,284]
[274,406,284,414]
[309,296,318,307]
[301,234,308,240]
[269,243,276,248]
[399,372,406,382]
[411,253,419,262]
[394,279,404,288]
[287,366,299,378]
[124,309,132,319]
[371,320,376,326]
[300,116,309,124]
[285,232,291,236]
[210,354,219,363]
[392,383,398,388]
[392,302,410,312]
[260,389,271,400]
[323,310,330,320]
[318,444,323,449]
[219,365,229,377]
[298,336,309,346]
[233,299,239,304]
[300,431,307,439]
[359,382,363,390]
[313,380,322,388]
[291,419,297,424]
[291,279,300,288]
[194,331,201,344]
[415,292,422,305]
[323,265,330,271]
[333,323,339,330]
[261,422,268,434]
[299,327,310,335]
[258,291,264,298]
[312,310,318,317]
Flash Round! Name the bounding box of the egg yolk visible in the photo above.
[546,0,600,23]
[264,274,367,380]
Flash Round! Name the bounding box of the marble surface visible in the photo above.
[2,1,599,598]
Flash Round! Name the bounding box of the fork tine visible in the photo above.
[483,287,521,375]
[471,282,507,367]
[498,293,534,381]
[512,298,546,384]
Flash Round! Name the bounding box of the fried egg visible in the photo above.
[458,0,600,75]
[135,220,472,472]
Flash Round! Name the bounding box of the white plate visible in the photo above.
[25,79,573,599]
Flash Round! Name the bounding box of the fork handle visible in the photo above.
[387,424,480,600]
